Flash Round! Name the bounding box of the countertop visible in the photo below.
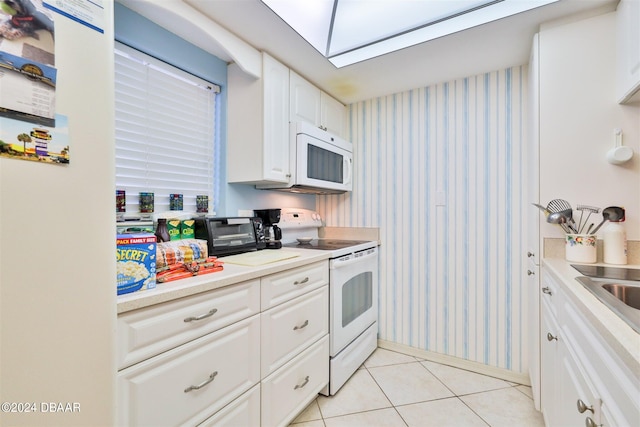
[542,258,640,375]
[117,247,331,314]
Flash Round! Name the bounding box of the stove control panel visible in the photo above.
[279,208,323,229]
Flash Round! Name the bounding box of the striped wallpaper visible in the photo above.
[317,66,529,374]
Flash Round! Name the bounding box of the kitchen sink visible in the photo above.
[576,276,640,333]
[602,284,640,310]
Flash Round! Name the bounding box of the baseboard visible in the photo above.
[377,339,531,386]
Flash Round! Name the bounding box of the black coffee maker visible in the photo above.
[253,209,282,249]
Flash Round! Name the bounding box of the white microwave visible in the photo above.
[258,122,353,194]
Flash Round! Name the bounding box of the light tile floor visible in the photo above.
[290,348,545,427]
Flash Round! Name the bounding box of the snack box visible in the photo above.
[116,233,157,295]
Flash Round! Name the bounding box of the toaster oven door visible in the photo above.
[194,217,258,257]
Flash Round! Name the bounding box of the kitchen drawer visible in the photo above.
[117,279,260,369]
[561,295,640,427]
[117,315,260,427]
[197,384,260,427]
[261,260,328,309]
[261,335,329,427]
[261,286,329,378]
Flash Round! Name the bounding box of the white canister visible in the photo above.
[603,220,627,265]
[565,234,597,264]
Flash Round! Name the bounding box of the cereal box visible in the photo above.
[116,233,157,295]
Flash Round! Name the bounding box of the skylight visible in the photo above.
[261,0,559,67]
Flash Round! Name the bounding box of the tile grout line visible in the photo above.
[294,349,538,426]
[361,363,410,427]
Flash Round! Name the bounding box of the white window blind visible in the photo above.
[114,42,220,216]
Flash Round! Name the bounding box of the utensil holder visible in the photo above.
[565,234,597,263]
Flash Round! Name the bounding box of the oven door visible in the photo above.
[329,247,378,357]
[296,133,353,193]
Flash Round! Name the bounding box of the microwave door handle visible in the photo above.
[344,157,353,185]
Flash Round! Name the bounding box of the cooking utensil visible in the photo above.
[546,198,572,213]
[532,203,550,216]
[546,199,578,232]
[575,205,600,233]
[559,208,579,233]
[547,212,572,233]
[591,206,625,234]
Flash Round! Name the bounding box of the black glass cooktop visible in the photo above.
[284,239,371,251]
[571,264,640,281]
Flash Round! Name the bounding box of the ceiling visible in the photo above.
[152,0,618,104]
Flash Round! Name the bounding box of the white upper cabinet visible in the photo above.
[290,70,347,138]
[616,0,640,103]
[227,52,291,184]
[290,71,321,126]
[321,93,347,138]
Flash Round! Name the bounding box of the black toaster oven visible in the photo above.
[194,217,258,257]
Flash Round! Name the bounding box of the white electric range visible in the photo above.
[279,208,379,396]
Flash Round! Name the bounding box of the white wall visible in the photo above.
[0,4,116,426]
[539,11,640,240]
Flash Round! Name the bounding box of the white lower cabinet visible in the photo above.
[556,338,601,427]
[117,315,260,427]
[117,260,330,427]
[117,279,260,370]
[197,384,260,427]
[261,286,329,378]
[540,265,640,427]
[261,335,330,427]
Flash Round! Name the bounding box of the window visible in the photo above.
[114,42,220,216]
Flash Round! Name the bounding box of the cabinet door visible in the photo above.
[261,260,329,310]
[616,0,640,103]
[117,315,260,427]
[261,335,329,427]
[556,338,601,427]
[540,298,559,425]
[197,384,260,427]
[263,53,291,182]
[261,286,329,378]
[290,70,321,126]
[117,279,260,369]
[320,92,346,138]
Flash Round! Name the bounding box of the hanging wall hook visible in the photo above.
[607,128,633,165]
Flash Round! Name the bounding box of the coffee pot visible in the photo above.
[253,209,282,249]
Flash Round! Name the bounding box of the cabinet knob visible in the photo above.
[527,252,535,258]
[585,417,598,427]
[542,287,553,295]
[547,332,558,341]
[577,399,594,414]
[527,270,535,276]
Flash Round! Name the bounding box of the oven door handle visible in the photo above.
[331,249,377,269]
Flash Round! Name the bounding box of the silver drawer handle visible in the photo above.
[184,308,218,323]
[293,320,309,331]
[542,287,552,295]
[585,417,598,427]
[294,375,310,390]
[547,332,558,341]
[294,277,310,285]
[184,371,218,393]
[577,399,594,414]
